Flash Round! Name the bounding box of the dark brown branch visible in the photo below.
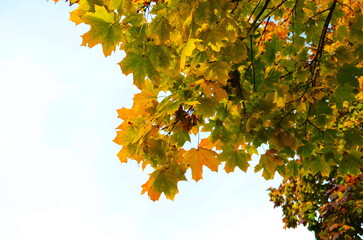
[242,101,247,115]
[247,0,271,35]
[312,0,338,64]
[230,0,241,14]
[310,0,338,86]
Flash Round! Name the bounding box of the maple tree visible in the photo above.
[269,171,363,240]
[53,0,363,237]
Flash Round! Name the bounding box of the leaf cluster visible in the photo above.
[54,0,363,204]
[269,171,363,240]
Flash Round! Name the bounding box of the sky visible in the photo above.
[0,1,315,239]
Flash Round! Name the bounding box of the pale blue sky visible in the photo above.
[0,1,314,239]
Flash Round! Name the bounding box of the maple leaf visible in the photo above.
[146,15,173,45]
[70,8,86,25]
[270,129,299,151]
[197,24,226,51]
[255,149,285,180]
[204,62,230,86]
[113,126,139,146]
[141,165,187,201]
[218,146,251,173]
[81,5,122,56]
[183,147,220,182]
[119,52,160,89]
[132,79,159,105]
[180,39,201,69]
[195,79,228,101]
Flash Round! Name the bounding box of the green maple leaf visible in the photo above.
[350,15,363,40]
[286,161,300,178]
[263,35,282,64]
[332,84,356,108]
[219,146,251,173]
[298,143,316,158]
[119,52,160,88]
[141,164,187,201]
[337,63,361,87]
[339,151,363,176]
[81,5,122,56]
[146,44,172,72]
[255,150,285,180]
[307,155,331,177]
[147,15,173,45]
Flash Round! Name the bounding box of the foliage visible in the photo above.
[53,0,363,236]
[54,0,363,195]
[269,172,363,240]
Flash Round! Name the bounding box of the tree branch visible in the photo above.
[310,0,338,86]
[248,0,271,35]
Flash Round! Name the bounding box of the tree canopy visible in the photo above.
[54,0,363,238]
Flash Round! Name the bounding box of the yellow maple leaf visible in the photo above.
[69,8,86,25]
[183,147,220,181]
[113,127,139,146]
[196,80,228,101]
[180,39,201,69]
[133,81,159,106]
[204,62,230,86]
[116,107,137,121]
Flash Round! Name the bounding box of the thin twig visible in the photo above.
[307,120,324,133]
[337,0,354,12]
[257,16,271,47]
[254,0,288,30]
[247,0,262,23]
[307,8,331,21]
[250,35,257,92]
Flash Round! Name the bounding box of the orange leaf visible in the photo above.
[183,147,220,181]
[199,138,215,149]
[141,172,162,201]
